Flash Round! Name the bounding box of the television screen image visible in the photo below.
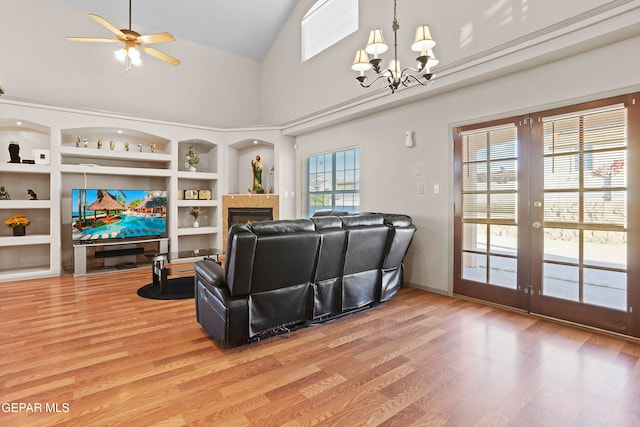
[72,189,167,242]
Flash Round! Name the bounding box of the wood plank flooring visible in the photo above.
[1,267,640,426]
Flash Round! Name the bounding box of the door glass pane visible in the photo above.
[463,223,486,252]
[463,194,487,219]
[583,269,626,310]
[544,192,579,223]
[543,263,579,301]
[543,228,579,263]
[584,230,627,269]
[544,154,579,189]
[490,193,516,220]
[463,163,487,191]
[541,106,627,311]
[489,225,517,255]
[463,252,486,282]
[489,255,517,289]
[461,124,517,289]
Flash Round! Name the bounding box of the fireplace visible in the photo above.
[228,207,273,229]
[222,194,279,249]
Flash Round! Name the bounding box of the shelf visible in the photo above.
[1,163,51,174]
[60,145,172,162]
[177,171,219,180]
[59,164,172,177]
[0,267,56,283]
[0,234,51,247]
[0,200,52,209]
[177,226,220,236]
[177,200,219,208]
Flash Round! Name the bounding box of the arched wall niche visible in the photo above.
[227,139,275,194]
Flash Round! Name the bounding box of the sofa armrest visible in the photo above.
[194,259,225,288]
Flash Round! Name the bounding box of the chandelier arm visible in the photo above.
[401,73,430,87]
[357,74,392,89]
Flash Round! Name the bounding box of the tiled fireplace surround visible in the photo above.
[222,194,280,248]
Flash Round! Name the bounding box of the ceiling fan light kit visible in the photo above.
[352,0,439,93]
[66,0,180,72]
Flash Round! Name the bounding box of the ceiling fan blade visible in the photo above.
[66,37,120,43]
[138,32,176,44]
[140,46,181,66]
[88,13,126,38]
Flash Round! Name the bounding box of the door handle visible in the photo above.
[532,221,542,229]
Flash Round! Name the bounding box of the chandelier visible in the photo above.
[352,0,439,93]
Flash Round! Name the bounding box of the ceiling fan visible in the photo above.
[66,0,180,70]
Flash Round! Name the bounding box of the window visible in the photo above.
[306,147,360,215]
[301,0,358,61]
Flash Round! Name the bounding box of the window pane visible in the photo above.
[306,147,359,216]
[302,0,358,61]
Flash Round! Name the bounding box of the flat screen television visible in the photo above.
[72,189,167,242]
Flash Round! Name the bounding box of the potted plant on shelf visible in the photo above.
[186,145,200,172]
[5,214,30,236]
[189,207,205,228]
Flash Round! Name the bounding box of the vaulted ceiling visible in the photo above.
[56,0,298,60]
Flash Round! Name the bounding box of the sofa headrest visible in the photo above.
[312,210,351,217]
[341,213,385,228]
[249,218,315,236]
[312,216,343,230]
[383,214,413,227]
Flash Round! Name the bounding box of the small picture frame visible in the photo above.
[33,149,50,165]
[198,189,212,200]
[184,190,199,200]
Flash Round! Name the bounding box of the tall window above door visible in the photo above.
[306,147,360,216]
[302,0,358,61]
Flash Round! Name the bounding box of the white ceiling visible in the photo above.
[56,0,299,60]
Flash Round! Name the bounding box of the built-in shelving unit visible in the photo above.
[0,119,58,282]
[176,139,220,253]
[0,101,288,281]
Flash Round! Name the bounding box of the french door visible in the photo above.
[454,94,640,337]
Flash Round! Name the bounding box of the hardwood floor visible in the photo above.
[1,267,640,426]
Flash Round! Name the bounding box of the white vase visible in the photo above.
[189,166,197,172]
[193,220,199,228]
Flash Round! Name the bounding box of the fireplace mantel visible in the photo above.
[222,194,279,248]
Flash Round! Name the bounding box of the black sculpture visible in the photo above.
[28,189,38,200]
[8,142,21,163]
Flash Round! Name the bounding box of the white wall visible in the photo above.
[1,1,262,128]
[293,33,640,295]
[261,0,638,126]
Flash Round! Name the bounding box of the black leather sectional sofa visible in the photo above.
[194,212,416,347]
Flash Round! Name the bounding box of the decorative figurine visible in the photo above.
[27,189,37,200]
[124,142,129,151]
[251,154,264,193]
[97,139,102,149]
[8,142,20,163]
[0,186,10,200]
[109,140,115,150]
[75,136,81,147]
[137,144,143,152]
[150,143,156,153]
[83,137,88,148]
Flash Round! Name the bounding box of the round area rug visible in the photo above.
[137,276,195,300]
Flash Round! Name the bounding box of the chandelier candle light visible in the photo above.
[352,0,439,93]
